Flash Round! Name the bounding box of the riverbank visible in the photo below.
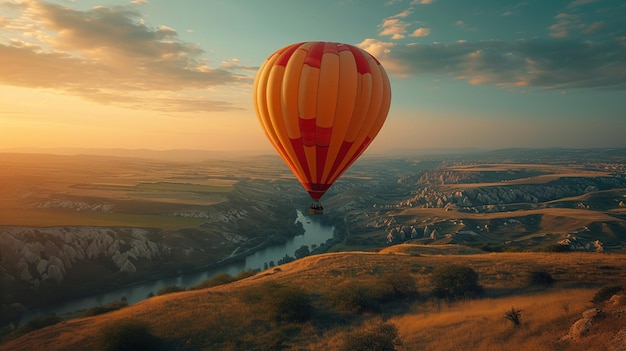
[19,210,336,323]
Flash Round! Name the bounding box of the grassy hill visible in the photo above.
[2,245,625,351]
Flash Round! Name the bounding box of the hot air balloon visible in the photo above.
[253,41,391,214]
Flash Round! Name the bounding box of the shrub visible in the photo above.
[99,319,161,351]
[545,244,571,252]
[156,285,185,296]
[528,270,555,287]
[294,245,311,259]
[23,314,62,331]
[240,282,313,324]
[504,306,522,326]
[191,270,256,290]
[235,270,256,280]
[591,285,624,304]
[263,285,313,323]
[191,273,236,290]
[380,273,419,301]
[431,264,483,299]
[326,280,383,313]
[82,301,128,317]
[340,323,402,351]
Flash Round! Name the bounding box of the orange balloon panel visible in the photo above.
[253,42,391,200]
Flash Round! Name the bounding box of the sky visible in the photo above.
[0,0,625,154]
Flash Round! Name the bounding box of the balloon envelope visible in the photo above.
[253,41,391,201]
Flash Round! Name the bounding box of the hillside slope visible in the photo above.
[2,246,626,351]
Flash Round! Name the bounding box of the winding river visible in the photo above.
[26,210,334,319]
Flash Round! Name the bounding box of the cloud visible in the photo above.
[568,0,600,8]
[369,0,626,91]
[380,18,410,40]
[378,8,431,41]
[0,0,246,112]
[379,10,413,40]
[410,27,430,37]
[550,0,625,39]
[377,37,626,90]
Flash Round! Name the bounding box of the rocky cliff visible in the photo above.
[0,227,167,287]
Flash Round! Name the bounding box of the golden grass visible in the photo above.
[393,289,594,351]
[3,248,626,351]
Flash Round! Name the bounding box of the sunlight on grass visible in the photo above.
[393,289,593,351]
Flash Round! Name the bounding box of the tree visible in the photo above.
[294,245,311,259]
[99,319,162,351]
[380,273,418,301]
[263,285,313,323]
[431,264,483,299]
[528,270,555,287]
[326,280,382,313]
[240,283,313,324]
[156,285,185,296]
[341,323,402,351]
[192,273,235,289]
[277,254,295,265]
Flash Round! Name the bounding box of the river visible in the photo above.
[26,210,334,319]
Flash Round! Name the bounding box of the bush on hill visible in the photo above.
[240,282,313,324]
[528,270,555,287]
[326,280,383,313]
[326,274,418,314]
[98,319,162,351]
[191,270,257,290]
[82,301,128,317]
[340,323,402,351]
[264,285,313,323]
[431,264,483,299]
[156,285,185,296]
[21,314,62,333]
[191,273,236,290]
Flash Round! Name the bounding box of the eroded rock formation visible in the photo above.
[0,227,167,287]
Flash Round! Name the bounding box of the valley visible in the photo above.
[1,148,625,347]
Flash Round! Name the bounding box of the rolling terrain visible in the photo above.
[1,246,625,350]
[0,152,309,307]
[1,148,625,349]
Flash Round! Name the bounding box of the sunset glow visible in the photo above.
[1,0,624,153]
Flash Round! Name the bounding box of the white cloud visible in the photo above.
[358,38,394,59]
[379,8,430,41]
[410,27,430,37]
[380,20,408,39]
